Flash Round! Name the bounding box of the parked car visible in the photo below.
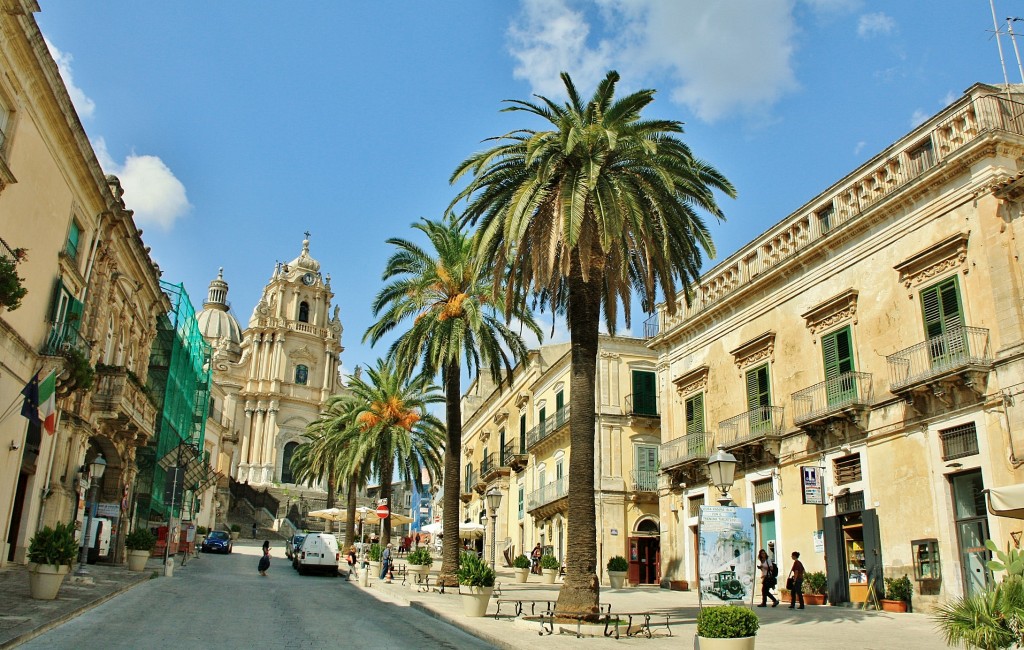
[286,534,306,562]
[201,530,233,554]
[295,532,339,576]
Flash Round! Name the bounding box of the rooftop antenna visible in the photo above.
[990,0,1011,100]
[1007,17,1024,82]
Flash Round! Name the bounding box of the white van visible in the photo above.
[296,532,340,576]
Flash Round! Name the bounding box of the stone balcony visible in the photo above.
[792,371,873,441]
[526,477,568,518]
[91,366,157,445]
[660,431,710,485]
[886,326,992,414]
[717,406,784,462]
[525,404,570,451]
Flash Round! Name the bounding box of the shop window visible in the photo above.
[834,453,862,485]
[940,422,979,460]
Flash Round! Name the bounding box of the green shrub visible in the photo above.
[696,605,760,639]
[987,539,1024,578]
[885,575,913,602]
[125,528,156,551]
[512,554,531,569]
[803,571,827,595]
[28,521,78,567]
[540,554,560,570]
[458,552,496,587]
[369,543,383,562]
[229,523,241,533]
[607,555,628,572]
[406,547,433,566]
[196,526,208,535]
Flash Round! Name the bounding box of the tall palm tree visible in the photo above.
[449,70,735,614]
[364,214,540,586]
[289,426,340,532]
[340,358,445,542]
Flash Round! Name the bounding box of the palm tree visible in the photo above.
[449,70,735,614]
[364,214,540,586]
[340,358,445,542]
[934,578,1024,649]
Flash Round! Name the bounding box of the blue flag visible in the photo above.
[20,371,41,427]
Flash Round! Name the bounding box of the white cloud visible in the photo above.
[853,141,866,156]
[44,37,95,119]
[857,12,895,38]
[941,90,958,107]
[93,137,191,231]
[507,0,800,122]
[910,109,928,128]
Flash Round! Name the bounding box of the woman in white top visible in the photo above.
[757,548,779,607]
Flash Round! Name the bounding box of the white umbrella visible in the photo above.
[458,522,485,539]
[354,506,415,525]
[307,507,346,522]
[421,522,443,535]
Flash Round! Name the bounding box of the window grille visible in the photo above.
[689,495,705,518]
[834,453,862,485]
[753,478,774,504]
[836,490,865,515]
[940,423,979,461]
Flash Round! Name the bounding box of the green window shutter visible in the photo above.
[66,297,84,337]
[636,445,658,473]
[822,327,854,380]
[685,393,704,435]
[48,278,65,323]
[746,364,770,410]
[66,221,80,260]
[520,413,526,450]
[539,407,546,423]
[632,370,657,415]
[556,391,564,412]
[921,277,963,339]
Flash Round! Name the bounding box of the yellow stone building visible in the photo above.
[460,336,663,586]
[651,82,1024,610]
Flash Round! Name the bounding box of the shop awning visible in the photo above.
[985,484,1024,520]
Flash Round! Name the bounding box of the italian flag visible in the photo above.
[39,370,56,434]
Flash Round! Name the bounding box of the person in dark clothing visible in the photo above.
[251,522,258,539]
[258,540,271,576]
[757,548,779,607]
[788,551,805,609]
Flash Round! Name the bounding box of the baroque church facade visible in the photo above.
[196,236,344,502]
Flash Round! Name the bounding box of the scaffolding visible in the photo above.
[134,280,211,525]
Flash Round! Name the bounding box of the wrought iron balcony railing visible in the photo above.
[42,320,90,356]
[525,404,570,449]
[501,437,526,466]
[792,371,873,425]
[718,406,785,447]
[630,469,658,492]
[462,470,477,495]
[660,430,710,470]
[526,477,568,510]
[625,393,659,418]
[886,326,991,392]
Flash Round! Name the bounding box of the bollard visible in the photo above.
[359,568,369,587]
[163,557,174,577]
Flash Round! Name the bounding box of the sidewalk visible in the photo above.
[353,562,951,649]
[0,559,156,649]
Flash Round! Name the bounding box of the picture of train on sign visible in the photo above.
[698,506,756,604]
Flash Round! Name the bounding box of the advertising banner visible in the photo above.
[698,506,756,604]
[801,466,825,505]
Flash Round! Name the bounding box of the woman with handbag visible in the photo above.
[757,549,779,607]
[788,551,805,609]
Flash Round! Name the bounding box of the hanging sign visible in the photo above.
[801,466,825,505]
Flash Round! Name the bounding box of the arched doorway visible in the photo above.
[280,442,299,484]
[629,517,661,585]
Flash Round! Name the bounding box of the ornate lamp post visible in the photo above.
[75,453,106,576]
[707,445,738,506]
[485,488,503,570]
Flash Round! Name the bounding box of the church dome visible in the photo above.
[196,268,243,348]
[286,236,321,273]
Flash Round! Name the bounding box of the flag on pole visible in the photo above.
[20,372,41,427]
[38,370,57,434]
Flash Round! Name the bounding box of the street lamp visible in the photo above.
[707,445,738,506]
[485,487,502,570]
[75,453,107,576]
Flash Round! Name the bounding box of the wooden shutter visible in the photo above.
[686,393,704,435]
[822,327,854,379]
[746,365,770,410]
[519,413,526,450]
[633,370,656,415]
[921,277,963,339]
[555,391,564,412]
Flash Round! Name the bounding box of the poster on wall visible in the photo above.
[698,505,756,604]
[801,466,825,505]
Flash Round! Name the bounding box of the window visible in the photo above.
[685,393,705,453]
[0,96,10,150]
[822,326,856,406]
[65,220,81,261]
[817,203,835,234]
[941,422,979,461]
[518,485,524,519]
[836,490,865,515]
[922,275,964,337]
[834,453,863,484]
[46,278,84,349]
[499,428,506,465]
[103,317,114,364]
[753,478,774,504]
[298,301,310,323]
[908,139,935,175]
[746,364,771,431]
[281,442,299,483]
[555,390,564,413]
[295,364,308,385]
[631,370,657,415]
[519,413,527,451]
[635,445,658,491]
[539,406,546,424]
[688,495,705,518]
[465,462,473,487]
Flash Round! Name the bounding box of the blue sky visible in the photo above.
[36,0,1016,379]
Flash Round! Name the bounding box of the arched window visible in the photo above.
[281,441,299,484]
[115,329,125,366]
[295,364,308,385]
[103,317,114,364]
[298,301,310,323]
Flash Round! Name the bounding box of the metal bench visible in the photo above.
[494,598,556,619]
[610,611,675,639]
[526,607,616,639]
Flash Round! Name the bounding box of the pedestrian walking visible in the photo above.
[381,543,393,582]
[346,545,358,580]
[531,543,543,574]
[251,522,258,539]
[757,548,779,607]
[258,540,271,577]
[788,551,806,609]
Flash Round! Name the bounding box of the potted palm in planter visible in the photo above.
[607,555,629,588]
[696,604,759,649]
[512,554,531,583]
[125,528,156,572]
[229,523,241,540]
[540,554,560,584]
[803,571,828,605]
[27,521,77,600]
[881,575,913,613]
[368,543,383,577]
[458,552,496,617]
[406,547,433,589]
[934,575,1024,648]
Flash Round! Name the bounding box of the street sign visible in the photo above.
[376,504,390,519]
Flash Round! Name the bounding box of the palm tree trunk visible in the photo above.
[325,458,336,534]
[555,270,602,616]
[438,361,462,587]
[344,474,357,546]
[381,454,395,543]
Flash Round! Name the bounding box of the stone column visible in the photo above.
[250,402,266,484]
[247,335,261,382]
[263,401,279,483]
[238,401,254,479]
[274,334,286,387]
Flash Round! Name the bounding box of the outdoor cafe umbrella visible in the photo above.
[419,521,484,539]
[353,506,415,525]
[307,507,347,522]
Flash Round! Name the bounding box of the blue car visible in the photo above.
[201,530,233,554]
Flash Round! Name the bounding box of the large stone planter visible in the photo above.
[608,570,627,588]
[696,636,756,650]
[28,563,70,600]
[542,568,558,584]
[514,567,530,583]
[369,560,381,579]
[410,564,431,590]
[460,585,494,617]
[127,549,150,572]
[230,532,240,540]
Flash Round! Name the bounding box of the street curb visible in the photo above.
[406,600,518,650]
[0,570,152,649]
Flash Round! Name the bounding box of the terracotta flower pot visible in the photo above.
[803,593,827,605]
[881,599,908,613]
